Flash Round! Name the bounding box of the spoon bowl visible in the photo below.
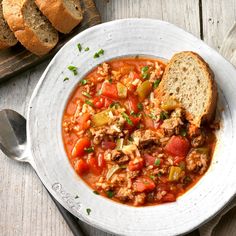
[0,109,28,162]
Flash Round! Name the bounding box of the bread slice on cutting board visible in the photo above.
[0,0,17,49]
[155,51,217,127]
[35,0,83,34]
[2,0,59,56]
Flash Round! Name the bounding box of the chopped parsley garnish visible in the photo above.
[122,112,133,126]
[68,65,78,75]
[63,77,69,82]
[109,102,121,109]
[159,111,169,120]
[141,66,150,79]
[180,128,187,137]
[154,158,161,166]
[81,79,87,85]
[75,195,79,199]
[128,136,134,142]
[106,190,115,198]
[98,49,104,55]
[141,66,149,73]
[77,43,82,52]
[82,91,91,98]
[183,176,192,185]
[153,79,161,89]
[157,172,162,177]
[130,112,142,118]
[150,175,155,180]
[93,190,100,195]
[137,103,143,111]
[149,112,157,120]
[84,147,94,153]
[85,100,94,107]
[108,78,113,83]
[94,49,104,58]
[94,53,99,58]
[84,47,90,51]
[86,208,91,215]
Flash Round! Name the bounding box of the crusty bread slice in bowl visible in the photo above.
[2,0,58,56]
[35,0,83,34]
[155,51,217,127]
[0,0,17,49]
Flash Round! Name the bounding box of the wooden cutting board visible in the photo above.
[0,0,101,82]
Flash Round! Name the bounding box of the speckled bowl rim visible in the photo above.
[27,19,236,236]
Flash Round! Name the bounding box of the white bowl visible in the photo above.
[26,19,236,236]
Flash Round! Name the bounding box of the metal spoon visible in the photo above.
[0,109,85,236]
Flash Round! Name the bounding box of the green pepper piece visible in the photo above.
[136,80,152,101]
[161,98,179,111]
[91,109,110,127]
[168,166,182,181]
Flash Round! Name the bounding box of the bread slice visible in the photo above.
[35,0,83,34]
[2,0,59,56]
[0,0,17,49]
[156,51,217,127]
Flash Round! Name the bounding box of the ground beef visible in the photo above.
[191,134,205,147]
[132,129,162,148]
[186,149,209,175]
[134,193,146,206]
[111,150,130,164]
[116,187,134,202]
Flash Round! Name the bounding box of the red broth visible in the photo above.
[62,57,216,206]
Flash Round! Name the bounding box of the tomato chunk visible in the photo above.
[143,154,156,166]
[76,113,90,130]
[93,96,105,109]
[101,141,116,150]
[127,95,139,114]
[71,137,91,158]
[133,176,156,192]
[165,136,190,157]
[173,156,185,165]
[144,116,155,129]
[162,193,176,202]
[101,81,118,99]
[131,71,140,80]
[128,158,144,171]
[104,97,114,108]
[87,157,102,175]
[74,159,89,175]
[125,116,140,131]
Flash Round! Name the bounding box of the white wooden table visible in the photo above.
[0,0,236,235]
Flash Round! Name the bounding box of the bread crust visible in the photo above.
[0,40,14,49]
[2,0,58,56]
[35,0,83,34]
[156,51,217,127]
[0,0,17,49]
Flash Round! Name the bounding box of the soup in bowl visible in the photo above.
[62,56,218,207]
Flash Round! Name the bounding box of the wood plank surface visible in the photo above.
[202,0,236,51]
[96,0,200,37]
[0,0,233,236]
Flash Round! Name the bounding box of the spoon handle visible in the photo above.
[48,190,86,236]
